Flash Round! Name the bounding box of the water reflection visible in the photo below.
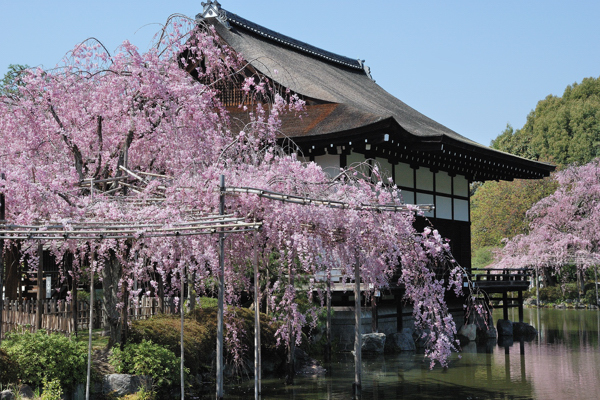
[197,308,599,399]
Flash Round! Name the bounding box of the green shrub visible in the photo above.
[41,377,63,400]
[0,348,19,384]
[109,339,182,388]
[561,283,579,300]
[539,286,562,302]
[0,330,87,390]
[129,314,208,376]
[584,290,598,305]
[129,307,284,376]
[523,288,536,299]
[584,282,598,297]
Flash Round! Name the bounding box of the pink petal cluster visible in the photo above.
[497,159,600,273]
[0,18,462,367]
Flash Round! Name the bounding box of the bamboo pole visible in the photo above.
[216,174,225,400]
[224,186,433,213]
[0,172,5,343]
[180,267,185,400]
[86,254,95,400]
[254,233,261,399]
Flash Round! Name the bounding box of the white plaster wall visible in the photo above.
[395,162,414,188]
[401,189,415,205]
[416,193,434,217]
[436,171,452,194]
[314,154,341,178]
[454,175,469,197]
[416,168,434,191]
[436,195,453,220]
[454,199,469,221]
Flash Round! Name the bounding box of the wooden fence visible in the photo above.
[0,296,177,337]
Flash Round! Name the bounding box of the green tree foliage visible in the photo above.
[491,77,600,166]
[0,64,29,97]
[471,246,496,269]
[471,177,557,250]
[472,76,600,260]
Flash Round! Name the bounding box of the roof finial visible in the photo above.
[197,1,230,29]
[357,60,374,81]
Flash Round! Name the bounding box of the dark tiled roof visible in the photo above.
[201,6,555,181]
[224,12,364,71]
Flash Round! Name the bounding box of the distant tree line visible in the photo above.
[471,76,600,266]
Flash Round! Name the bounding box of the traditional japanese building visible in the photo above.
[198,1,555,272]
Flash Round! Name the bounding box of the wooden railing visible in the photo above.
[467,268,532,292]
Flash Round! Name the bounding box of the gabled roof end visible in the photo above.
[197,0,230,29]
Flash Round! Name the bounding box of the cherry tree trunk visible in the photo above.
[35,243,44,331]
[102,250,122,348]
[4,243,20,300]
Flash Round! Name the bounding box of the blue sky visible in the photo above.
[2,0,599,147]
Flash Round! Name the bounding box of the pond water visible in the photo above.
[199,308,600,399]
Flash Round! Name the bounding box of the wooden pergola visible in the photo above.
[0,169,434,399]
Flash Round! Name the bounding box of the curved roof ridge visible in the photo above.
[226,12,363,70]
[197,1,366,72]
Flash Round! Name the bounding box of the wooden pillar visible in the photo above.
[535,266,540,306]
[518,291,524,323]
[502,291,509,321]
[396,292,403,331]
[595,266,599,306]
[371,292,378,333]
[36,242,44,331]
[519,337,525,356]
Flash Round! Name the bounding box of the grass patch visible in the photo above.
[74,329,109,350]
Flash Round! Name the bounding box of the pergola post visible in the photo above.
[85,254,95,400]
[180,267,185,400]
[0,172,4,342]
[216,174,225,399]
[254,233,261,398]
